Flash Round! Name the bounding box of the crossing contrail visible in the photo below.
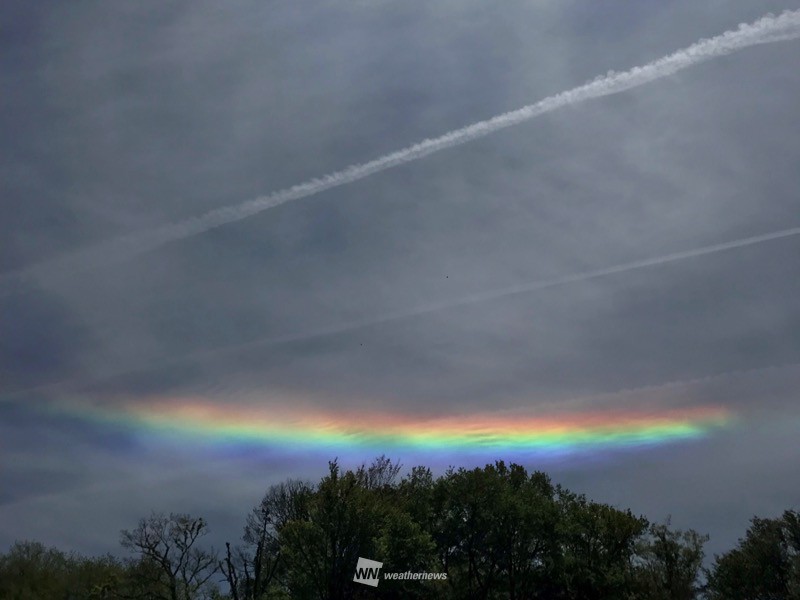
[2,224,798,402]
[214,225,800,347]
[3,10,800,293]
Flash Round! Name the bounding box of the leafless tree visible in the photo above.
[120,512,218,600]
[220,480,312,600]
[355,455,402,490]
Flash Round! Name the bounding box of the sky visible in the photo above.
[1,0,800,560]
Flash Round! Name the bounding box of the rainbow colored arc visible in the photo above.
[64,398,734,457]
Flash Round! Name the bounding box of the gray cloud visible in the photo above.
[4,9,800,294]
[2,0,799,559]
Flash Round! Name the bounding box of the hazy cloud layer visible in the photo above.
[2,0,799,557]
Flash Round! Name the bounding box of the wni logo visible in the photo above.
[353,557,383,587]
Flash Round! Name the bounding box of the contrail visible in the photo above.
[3,10,800,292]
[2,224,798,402]
[211,225,800,347]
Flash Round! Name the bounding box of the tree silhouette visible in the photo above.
[3,458,797,600]
[120,512,218,600]
[705,510,800,599]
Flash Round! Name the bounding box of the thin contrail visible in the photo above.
[2,224,798,402]
[211,225,800,347]
[3,10,800,292]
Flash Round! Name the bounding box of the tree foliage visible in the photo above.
[705,510,800,600]
[0,541,124,599]
[635,520,708,600]
[2,457,793,600]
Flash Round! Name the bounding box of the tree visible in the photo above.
[0,540,128,600]
[428,462,561,600]
[276,456,441,600]
[634,520,708,600]
[120,512,219,600]
[556,487,648,600]
[705,510,800,600]
[278,459,391,599]
[221,479,313,600]
[0,541,72,599]
[10,458,800,599]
